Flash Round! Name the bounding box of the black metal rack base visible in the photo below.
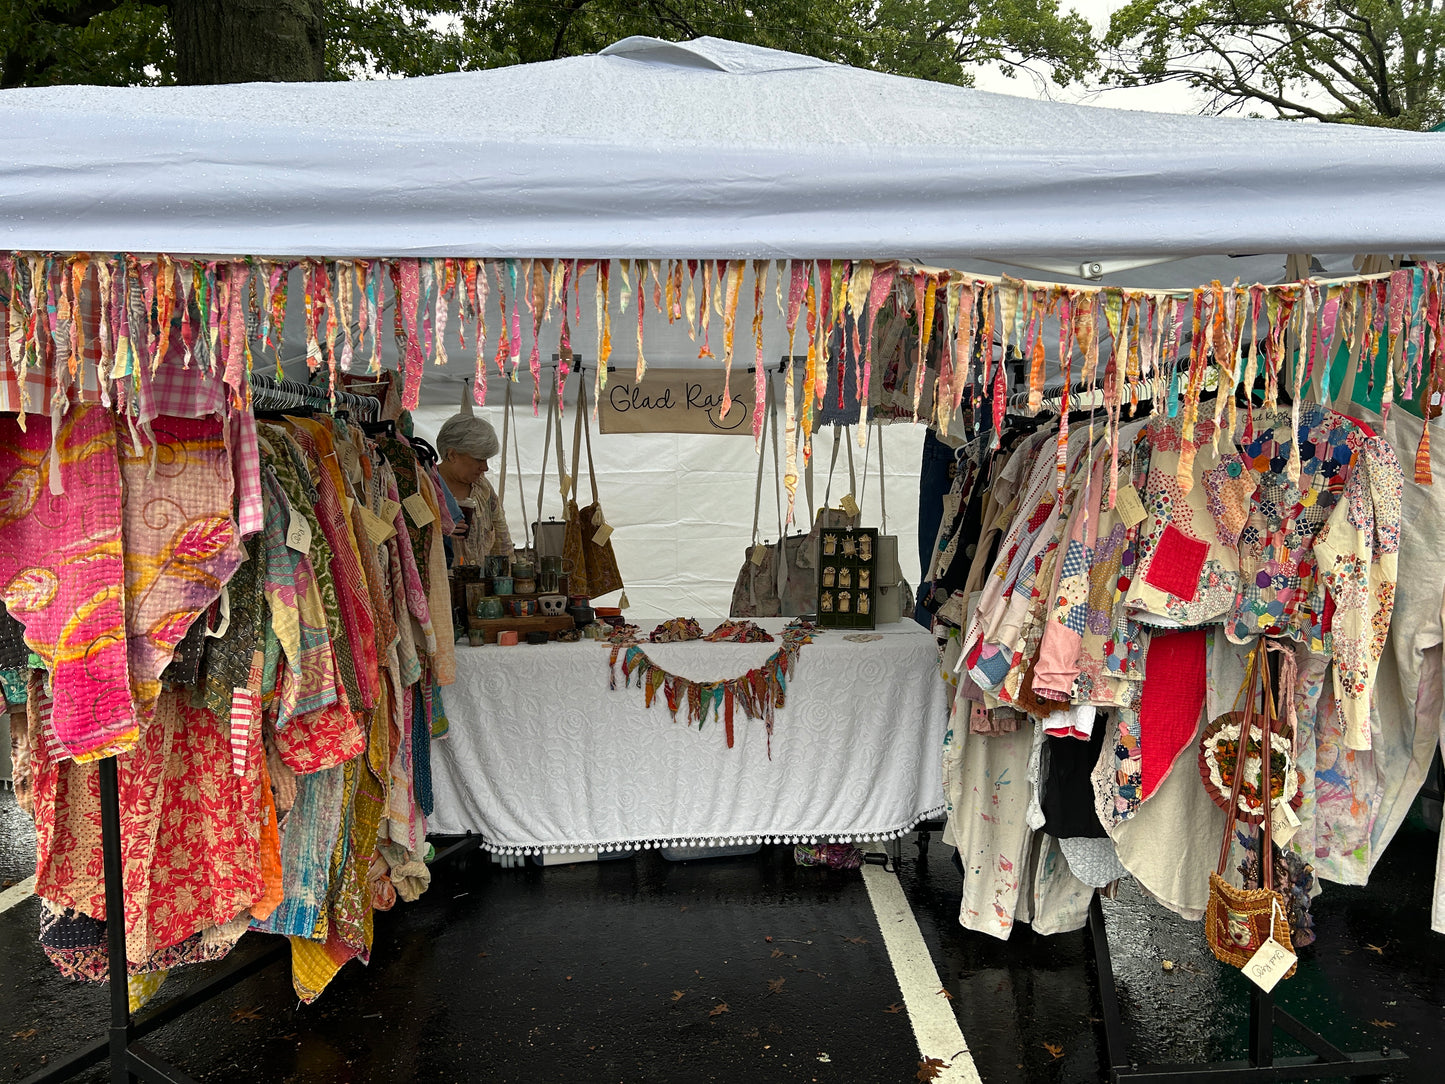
[1087,893,1408,1083]
[19,757,485,1084]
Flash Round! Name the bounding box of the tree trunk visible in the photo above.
[170,0,326,84]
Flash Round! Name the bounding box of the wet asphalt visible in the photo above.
[0,785,1441,1084]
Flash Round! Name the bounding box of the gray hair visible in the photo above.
[435,414,500,461]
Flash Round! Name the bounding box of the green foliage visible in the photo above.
[2,0,1099,89]
[1103,0,1445,129]
[1,1,172,88]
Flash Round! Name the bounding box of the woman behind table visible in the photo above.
[435,406,513,566]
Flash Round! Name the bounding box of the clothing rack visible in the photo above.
[248,372,381,421]
[981,392,1410,1080]
[18,390,480,1084]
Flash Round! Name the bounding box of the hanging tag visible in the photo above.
[560,471,573,500]
[839,493,860,518]
[1114,479,1148,528]
[356,503,397,545]
[750,543,768,566]
[379,498,401,525]
[592,522,614,546]
[1271,800,1302,847]
[204,586,232,639]
[1242,934,1297,993]
[402,492,435,527]
[591,507,606,529]
[285,509,313,554]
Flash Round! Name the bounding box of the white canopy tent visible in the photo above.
[1,34,1444,264]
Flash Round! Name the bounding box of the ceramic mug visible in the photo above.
[485,555,510,578]
[511,598,537,617]
[540,555,575,575]
[513,577,536,595]
[476,597,504,619]
[539,594,567,616]
[539,571,560,593]
[493,575,513,595]
[498,630,519,646]
[511,560,535,580]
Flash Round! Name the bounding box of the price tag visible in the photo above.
[592,522,614,546]
[1271,800,1302,847]
[379,498,401,526]
[356,503,397,545]
[285,509,313,554]
[559,471,573,500]
[1242,935,1297,993]
[1114,481,1148,528]
[750,543,768,566]
[402,492,435,528]
[839,493,860,518]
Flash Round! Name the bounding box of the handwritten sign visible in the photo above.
[598,368,755,435]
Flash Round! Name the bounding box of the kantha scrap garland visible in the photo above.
[5,253,1444,511]
[608,619,816,755]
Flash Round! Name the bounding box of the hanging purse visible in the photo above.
[1204,643,1298,985]
[497,380,535,567]
[566,375,625,600]
[730,373,798,617]
[857,422,911,623]
[532,378,569,561]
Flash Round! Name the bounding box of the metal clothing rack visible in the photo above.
[20,758,484,1084]
[17,388,478,1084]
[1087,889,1407,1082]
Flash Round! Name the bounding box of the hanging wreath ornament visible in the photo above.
[1197,641,1304,824]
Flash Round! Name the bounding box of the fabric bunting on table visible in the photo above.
[608,619,816,756]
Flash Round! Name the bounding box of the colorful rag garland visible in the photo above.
[6,253,1444,516]
[608,618,816,755]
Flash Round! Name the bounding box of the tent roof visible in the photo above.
[2,35,1443,261]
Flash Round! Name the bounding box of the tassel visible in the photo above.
[1417,420,1433,485]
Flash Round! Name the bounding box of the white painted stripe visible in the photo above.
[0,876,35,914]
[861,853,982,1084]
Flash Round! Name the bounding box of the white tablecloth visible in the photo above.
[428,618,950,853]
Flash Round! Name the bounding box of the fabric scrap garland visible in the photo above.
[609,619,816,755]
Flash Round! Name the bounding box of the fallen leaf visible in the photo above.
[883,1003,905,1014]
[817,1053,832,1063]
[565,975,572,981]
[937,987,955,1001]
[1370,1019,1397,1029]
[1043,1042,1064,1059]
[230,1007,263,1023]
[843,935,870,945]
[709,1002,730,1017]
[765,936,774,943]
[771,948,787,959]
[1365,943,1387,955]
[477,951,488,958]
[679,905,688,912]
[766,977,786,995]
[1161,960,1175,971]
[671,990,685,1002]
[12,1029,37,1041]
[916,1055,949,1081]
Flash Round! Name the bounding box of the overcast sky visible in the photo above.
[964,0,1215,116]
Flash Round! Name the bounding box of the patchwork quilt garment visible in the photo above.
[118,414,245,730]
[0,406,134,760]
[32,689,265,972]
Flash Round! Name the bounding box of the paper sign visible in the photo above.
[1114,482,1148,528]
[1271,801,1302,847]
[592,522,614,546]
[357,503,397,545]
[559,472,573,500]
[598,367,755,435]
[839,493,860,518]
[379,498,401,526]
[402,492,435,528]
[1242,936,1297,993]
[750,543,768,566]
[285,509,313,554]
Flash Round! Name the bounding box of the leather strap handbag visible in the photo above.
[1204,643,1297,980]
[565,374,624,599]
